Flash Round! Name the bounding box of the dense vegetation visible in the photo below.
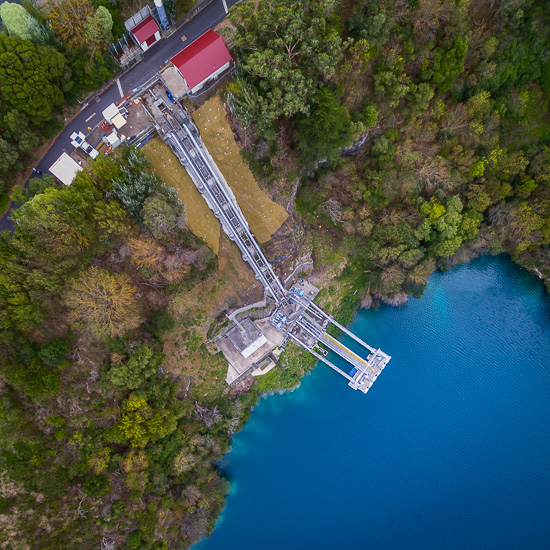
[0,147,257,549]
[226,0,550,298]
[1,1,550,548]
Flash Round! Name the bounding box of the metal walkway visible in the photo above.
[146,88,390,394]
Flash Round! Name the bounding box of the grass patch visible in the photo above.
[163,235,264,394]
[192,95,288,243]
[142,137,221,254]
[254,343,318,393]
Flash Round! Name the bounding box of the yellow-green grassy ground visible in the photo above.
[164,235,263,393]
[142,137,221,254]
[193,95,288,243]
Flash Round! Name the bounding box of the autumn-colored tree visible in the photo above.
[66,267,141,338]
[122,449,149,473]
[173,447,197,475]
[129,237,164,271]
[47,0,94,49]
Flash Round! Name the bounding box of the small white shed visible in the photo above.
[49,153,83,185]
[102,104,127,129]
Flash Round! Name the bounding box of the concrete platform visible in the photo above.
[219,318,285,385]
[161,65,188,99]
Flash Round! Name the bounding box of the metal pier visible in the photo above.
[145,88,390,394]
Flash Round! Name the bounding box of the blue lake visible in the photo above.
[196,255,550,550]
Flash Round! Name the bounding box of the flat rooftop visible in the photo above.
[227,318,266,358]
[219,318,286,385]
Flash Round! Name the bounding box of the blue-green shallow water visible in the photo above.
[195,255,550,550]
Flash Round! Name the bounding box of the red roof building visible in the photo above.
[131,16,160,51]
[170,30,232,94]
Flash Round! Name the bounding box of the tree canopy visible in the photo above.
[227,0,343,137]
[0,2,49,44]
[66,267,141,339]
[0,34,70,122]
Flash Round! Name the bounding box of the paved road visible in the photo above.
[0,0,238,231]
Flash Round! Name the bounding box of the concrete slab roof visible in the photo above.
[49,152,83,186]
[227,318,266,358]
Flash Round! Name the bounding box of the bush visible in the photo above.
[46,415,66,428]
[146,309,175,339]
[6,358,61,399]
[126,531,142,549]
[0,496,13,514]
[82,474,110,497]
[39,338,71,365]
[54,429,68,440]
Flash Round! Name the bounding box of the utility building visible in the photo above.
[125,7,161,52]
[49,153,83,185]
[227,319,268,359]
[131,16,160,51]
[170,30,232,95]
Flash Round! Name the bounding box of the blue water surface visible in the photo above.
[196,255,550,550]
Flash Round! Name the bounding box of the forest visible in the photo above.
[0,0,549,548]
[226,0,550,304]
[0,147,257,549]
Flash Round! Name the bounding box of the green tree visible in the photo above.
[427,36,468,93]
[6,357,61,398]
[359,103,379,127]
[84,6,113,47]
[93,199,133,242]
[294,85,361,167]
[110,151,159,220]
[0,137,19,174]
[0,2,49,44]
[0,35,70,123]
[347,0,394,48]
[407,83,435,114]
[87,447,112,474]
[107,345,164,389]
[142,192,181,238]
[3,110,40,153]
[373,50,410,107]
[82,474,110,497]
[227,0,343,131]
[117,394,177,448]
[13,175,59,205]
[433,236,462,257]
[39,338,71,365]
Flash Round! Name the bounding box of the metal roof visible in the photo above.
[131,16,159,44]
[170,30,232,90]
[49,153,83,186]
